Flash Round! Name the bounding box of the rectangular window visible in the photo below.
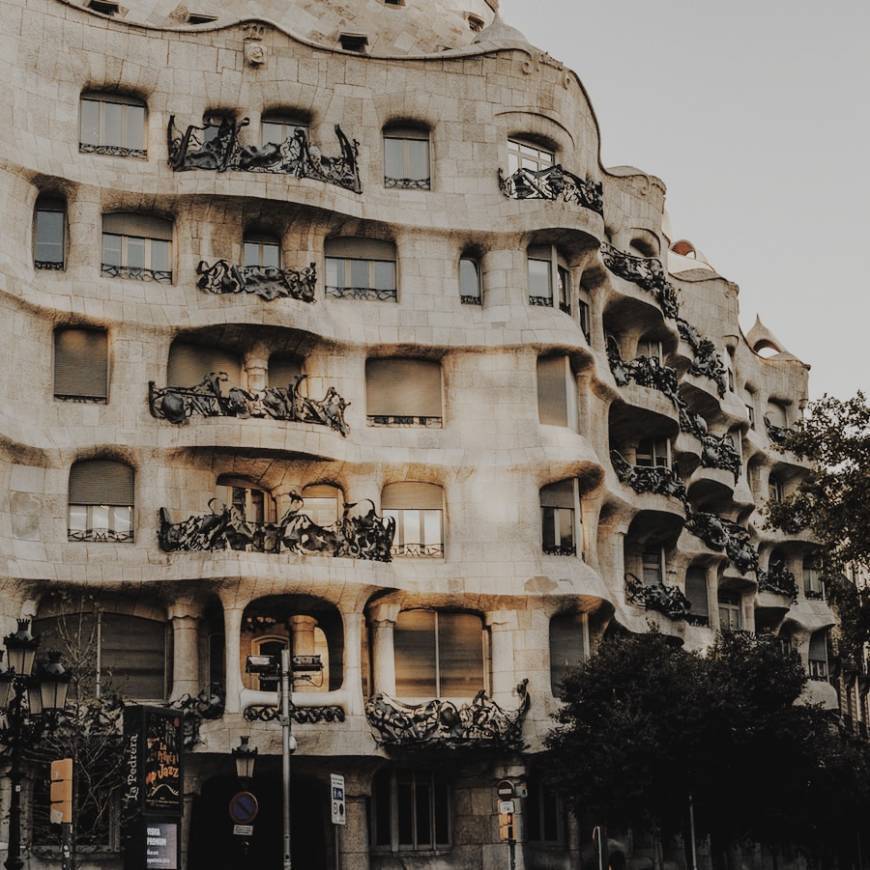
[54,328,108,401]
[459,257,481,303]
[101,233,172,282]
[325,256,397,298]
[528,257,552,304]
[525,778,564,844]
[718,593,743,630]
[541,508,576,556]
[637,339,663,362]
[557,266,571,314]
[768,478,784,503]
[508,138,554,174]
[384,509,444,557]
[577,299,591,342]
[79,94,146,155]
[746,403,756,429]
[636,438,669,468]
[384,130,430,189]
[373,770,451,852]
[243,238,281,268]
[261,118,308,146]
[34,200,65,268]
[642,546,664,586]
[366,359,442,424]
[537,355,569,427]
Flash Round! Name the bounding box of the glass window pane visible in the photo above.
[374,773,392,847]
[374,260,396,291]
[90,504,109,531]
[395,611,437,697]
[103,101,123,147]
[508,152,519,174]
[150,239,170,272]
[262,121,287,145]
[112,506,133,535]
[243,242,260,267]
[125,105,145,150]
[262,242,280,268]
[459,259,479,297]
[542,507,556,551]
[528,259,552,297]
[397,775,414,846]
[434,779,449,845]
[80,99,101,145]
[407,140,429,181]
[384,138,404,179]
[558,509,575,550]
[126,236,146,269]
[68,504,87,532]
[102,233,122,266]
[642,550,662,585]
[438,613,484,697]
[350,259,370,289]
[415,778,432,847]
[422,510,442,549]
[543,788,559,841]
[325,257,341,287]
[36,210,64,263]
[402,510,421,547]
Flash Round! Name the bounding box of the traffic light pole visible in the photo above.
[281,648,292,870]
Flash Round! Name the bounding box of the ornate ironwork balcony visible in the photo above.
[391,542,444,558]
[365,680,530,750]
[543,543,577,557]
[600,244,681,320]
[625,573,692,620]
[684,512,759,575]
[460,295,481,305]
[244,705,345,724]
[765,417,790,447]
[611,451,688,505]
[384,176,430,190]
[607,337,680,399]
[101,264,172,283]
[367,414,442,428]
[529,295,553,307]
[158,492,395,562]
[34,260,64,271]
[167,685,225,748]
[67,528,134,544]
[196,260,316,303]
[167,116,362,193]
[79,142,147,159]
[498,165,604,215]
[676,318,727,398]
[757,562,799,601]
[325,285,397,302]
[678,407,741,479]
[149,373,350,435]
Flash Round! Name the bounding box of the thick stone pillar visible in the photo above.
[223,604,246,714]
[289,614,318,695]
[339,769,373,870]
[243,344,269,392]
[485,611,518,705]
[169,598,203,701]
[341,609,365,716]
[369,602,400,697]
[706,565,721,633]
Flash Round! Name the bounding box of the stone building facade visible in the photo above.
[0,0,839,867]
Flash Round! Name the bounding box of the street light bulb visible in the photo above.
[4,619,39,676]
[287,734,298,754]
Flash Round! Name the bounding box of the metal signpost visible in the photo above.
[331,773,346,870]
[496,780,517,870]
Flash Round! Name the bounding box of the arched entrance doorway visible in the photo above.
[188,769,331,870]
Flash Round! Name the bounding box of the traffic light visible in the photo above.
[498,812,514,842]
[50,758,73,824]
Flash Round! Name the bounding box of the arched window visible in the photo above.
[549,612,587,697]
[243,231,281,269]
[324,238,397,301]
[34,194,66,269]
[54,327,108,401]
[267,353,304,390]
[167,341,242,389]
[366,358,443,427]
[508,137,554,174]
[261,111,308,147]
[808,630,829,680]
[537,354,573,427]
[79,92,147,157]
[685,567,709,624]
[33,610,167,699]
[101,213,172,282]
[718,591,742,631]
[302,484,342,527]
[459,256,481,304]
[394,610,484,697]
[216,476,276,525]
[804,556,824,598]
[68,459,134,543]
[540,480,578,557]
[371,768,451,852]
[383,124,431,190]
[382,482,444,557]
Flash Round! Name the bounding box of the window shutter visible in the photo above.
[101,614,166,700]
[167,342,242,388]
[527,244,552,260]
[394,610,437,697]
[549,613,584,696]
[54,328,108,399]
[69,460,134,506]
[537,355,568,426]
[437,612,484,697]
[685,568,708,616]
[366,359,442,418]
[383,126,429,141]
[267,354,303,389]
[382,482,443,510]
[324,237,396,260]
[540,479,574,509]
[102,213,172,240]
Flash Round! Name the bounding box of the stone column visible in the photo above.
[485,611,518,706]
[706,565,721,632]
[289,614,318,695]
[369,602,400,697]
[339,769,373,870]
[341,610,365,716]
[169,598,203,701]
[243,344,269,392]
[223,604,246,714]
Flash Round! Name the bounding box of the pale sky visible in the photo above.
[500,0,869,399]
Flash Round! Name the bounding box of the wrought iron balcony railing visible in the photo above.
[101,264,172,283]
[600,244,681,320]
[325,285,398,302]
[149,373,350,435]
[67,528,134,544]
[529,295,553,307]
[167,116,362,193]
[384,176,430,190]
[158,492,395,562]
[367,414,441,428]
[80,142,147,159]
[498,164,604,215]
[391,542,444,558]
[684,512,760,576]
[34,260,64,271]
[625,573,692,620]
[460,295,481,306]
[765,417,791,448]
[676,317,728,398]
[678,407,742,479]
[365,680,530,750]
[611,450,688,504]
[196,260,316,303]
[244,705,345,724]
[757,562,799,601]
[607,337,680,399]
[543,543,577,557]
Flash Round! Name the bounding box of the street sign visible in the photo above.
[50,758,73,824]
[499,800,515,815]
[228,791,259,825]
[232,824,254,838]
[496,779,515,799]
[330,773,346,826]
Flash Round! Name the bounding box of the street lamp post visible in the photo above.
[0,619,72,870]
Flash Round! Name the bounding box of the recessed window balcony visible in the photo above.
[600,243,680,319]
[625,571,691,621]
[610,450,687,504]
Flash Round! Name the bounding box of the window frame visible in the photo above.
[524,776,566,845]
[34,196,66,270]
[260,114,309,147]
[636,438,670,468]
[527,244,570,311]
[383,127,431,190]
[540,479,582,559]
[508,137,555,175]
[53,326,109,402]
[243,233,282,269]
[79,92,147,158]
[370,768,451,853]
[458,256,481,305]
[641,544,666,586]
[324,241,398,301]
[718,592,743,631]
[577,297,591,342]
[383,507,444,558]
